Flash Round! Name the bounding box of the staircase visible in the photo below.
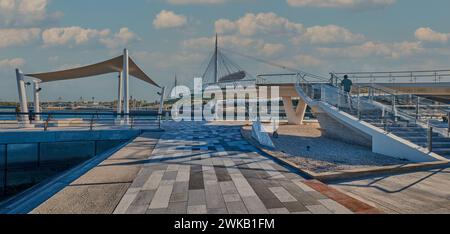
[295,82,450,160]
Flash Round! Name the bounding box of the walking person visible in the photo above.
[341,75,354,110]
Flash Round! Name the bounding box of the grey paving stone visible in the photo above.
[283,202,309,213]
[260,198,285,209]
[226,201,249,214]
[231,173,258,198]
[269,187,298,203]
[268,208,290,214]
[242,196,269,214]
[146,208,167,214]
[176,167,190,182]
[170,192,188,203]
[187,205,207,214]
[113,188,140,214]
[129,168,155,188]
[205,182,226,209]
[319,199,353,214]
[126,190,155,214]
[189,165,205,190]
[167,202,187,214]
[173,181,189,194]
[219,181,239,195]
[223,194,242,203]
[162,171,178,181]
[149,184,174,209]
[188,189,206,206]
[208,208,228,214]
[306,205,333,214]
[142,170,165,190]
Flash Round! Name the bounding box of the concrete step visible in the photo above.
[431,148,450,155]
[406,136,450,142]
[393,132,439,138]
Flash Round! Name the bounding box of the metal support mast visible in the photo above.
[214,34,218,84]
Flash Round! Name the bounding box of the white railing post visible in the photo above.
[123,49,130,124]
[15,69,31,128]
[33,80,41,122]
[117,72,123,119]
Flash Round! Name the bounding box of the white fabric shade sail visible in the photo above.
[25,55,160,88]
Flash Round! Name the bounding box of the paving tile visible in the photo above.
[126,190,155,214]
[319,199,353,214]
[146,208,167,214]
[269,187,298,203]
[142,170,165,190]
[187,205,207,214]
[283,202,309,213]
[176,167,191,182]
[167,202,187,214]
[205,182,226,209]
[188,189,206,206]
[215,166,232,182]
[306,205,333,214]
[223,194,242,203]
[260,198,285,209]
[149,184,174,209]
[113,188,140,214]
[292,179,316,192]
[170,192,188,203]
[173,182,189,194]
[230,173,258,198]
[208,208,228,214]
[242,196,269,214]
[189,165,205,190]
[162,171,178,181]
[226,201,249,214]
[219,181,239,195]
[268,208,290,214]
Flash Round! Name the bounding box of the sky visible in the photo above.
[0,0,449,102]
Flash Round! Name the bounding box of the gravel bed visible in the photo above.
[270,123,410,173]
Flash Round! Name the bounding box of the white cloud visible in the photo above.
[215,12,304,36]
[100,27,139,49]
[135,51,204,70]
[153,10,187,29]
[216,13,362,46]
[183,35,285,56]
[278,54,322,68]
[0,57,25,68]
[0,0,61,26]
[260,43,286,56]
[286,0,396,9]
[292,25,365,45]
[318,41,424,59]
[166,0,225,4]
[0,28,41,48]
[42,26,110,47]
[415,27,449,43]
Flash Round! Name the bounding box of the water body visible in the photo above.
[0,107,159,121]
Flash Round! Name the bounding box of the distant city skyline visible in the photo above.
[1,0,450,102]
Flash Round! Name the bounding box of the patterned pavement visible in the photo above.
[113,122,368,214]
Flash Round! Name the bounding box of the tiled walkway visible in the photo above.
[113,122,371,214]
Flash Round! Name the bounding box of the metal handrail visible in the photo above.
[0,111,161,131]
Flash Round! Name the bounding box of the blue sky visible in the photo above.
[1,0,449,102]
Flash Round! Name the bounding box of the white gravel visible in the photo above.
[271,123,409,173]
